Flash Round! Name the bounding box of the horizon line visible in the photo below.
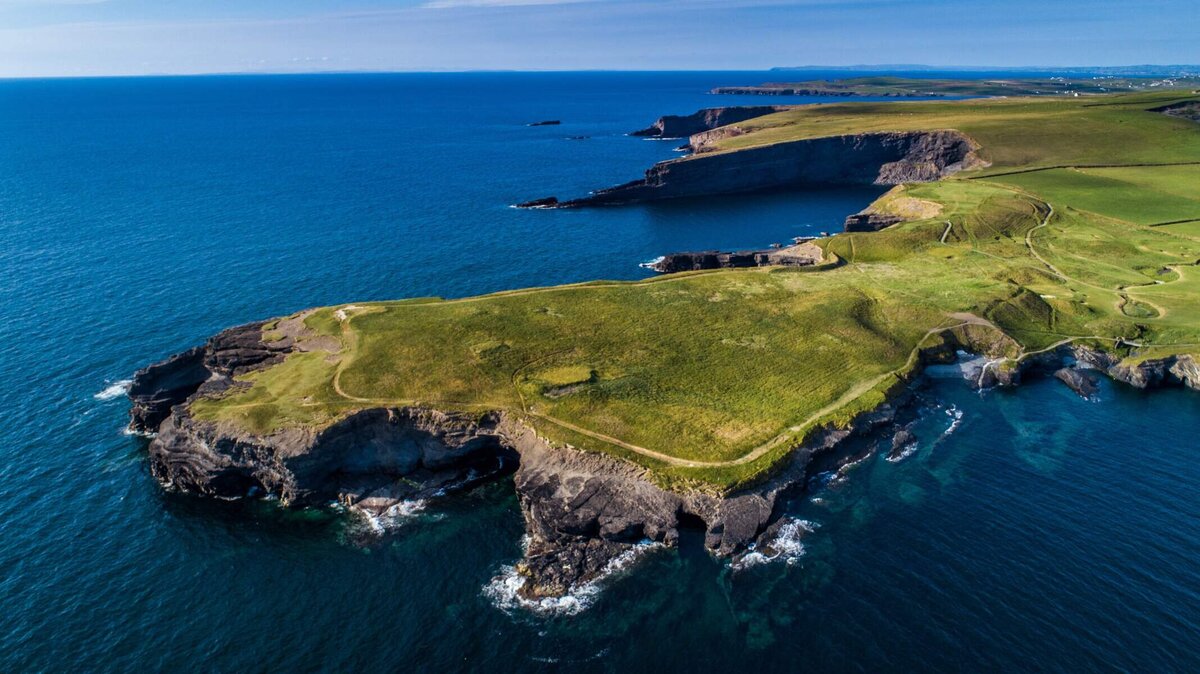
[2,64,1199,82]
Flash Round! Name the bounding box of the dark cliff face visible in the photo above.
[1152,100,1200,123]
[534,130,983,208]
[128,322,906,599]
[149,406,511,503]
[844,212,905,232]
[630,106,788,139]
[128,321,292,434]
[647,242,823,274]
[129,318,1200,599]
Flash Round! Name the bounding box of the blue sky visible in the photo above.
[0,0,1196,77]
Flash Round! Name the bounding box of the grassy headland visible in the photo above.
[189,91,1200,492]
[711,75,1200,98]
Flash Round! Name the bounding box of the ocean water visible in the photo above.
[2,72,1199,671]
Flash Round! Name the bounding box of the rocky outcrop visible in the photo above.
[844,212,904,232]
[128,321,293,434]
[129,324,909,598]
[127,347,207,433]
[646,242,823,273]
[129,315,1197,601]
[1054,367,1099,398]
[1152,101,1200,123]
[515,196,560,209]
[519,130,984,208]
[1073,348,1200,390]
[149,406,511,504]
[630,106,787,139]
[505,397,904,596]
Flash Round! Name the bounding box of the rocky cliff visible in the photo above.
[129,318,1200,601]
[128,319,911,599]
[843,212,905,232]
[128,321,293,434]
[630,106,788,139]
[519,130,984,208]
[646,242,823,274]
[1153,100,1200,123]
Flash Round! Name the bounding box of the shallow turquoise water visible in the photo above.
[2,72,1198,672]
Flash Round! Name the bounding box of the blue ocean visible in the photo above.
[2,72,1199,671]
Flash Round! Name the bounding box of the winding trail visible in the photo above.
[332,314,979,469]
[320,172,1200,470]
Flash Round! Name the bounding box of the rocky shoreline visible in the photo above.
[127,319,907,599]
[629,105,788,139]
[127,101,1199,605]
[644,241,824,273]
[128,312,1200,601]
[517,129,984,208]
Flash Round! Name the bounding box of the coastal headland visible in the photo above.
[130,90,1200,602]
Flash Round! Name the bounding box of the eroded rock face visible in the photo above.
[647,242,823,273]
[1074,348,1200,391]
[149,407,509,504]
[128,321,292,434]
[524,130,984,208]
[844,212,904,232]
[1055,367,1100,398]
[129,320,1197,600]
[630,106,787,139]
[1153,101,1200,123]
[130,324,908,598]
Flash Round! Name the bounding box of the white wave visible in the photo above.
[731,518,817,571]
[638,256,664,270]
[94,379,132,401]
[484,540,660,616]
[942,406,964,437]
[354,499,428,535]
[885,442,919,463]
[837,448,874,474]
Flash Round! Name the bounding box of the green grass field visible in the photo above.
[189,91,1200,493]
[716,75,1199,99]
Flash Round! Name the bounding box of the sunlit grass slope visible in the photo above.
[189,92,1200,492]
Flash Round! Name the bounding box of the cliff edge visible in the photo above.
[519,130,985,208]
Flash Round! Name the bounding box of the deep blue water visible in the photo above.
[2,72,1199,672]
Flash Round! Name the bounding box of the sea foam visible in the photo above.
[94,379,131,401]
[731,518,817,571]
[484,539,661,616]
[353,499,431,536]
